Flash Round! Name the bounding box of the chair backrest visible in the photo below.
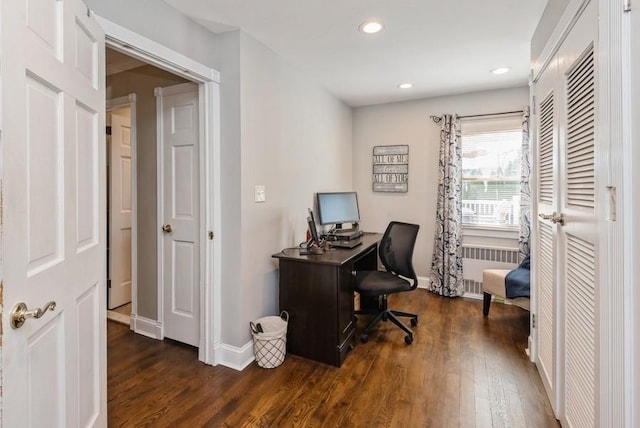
[379,221,420,287]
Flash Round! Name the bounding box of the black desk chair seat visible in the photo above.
[355,271,413,295]
[355,221,420,345]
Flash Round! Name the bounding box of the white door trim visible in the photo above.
[96,17,219,83]
[106,94,137,327]
[598,0,628,426]
[96,14,221,365]
[602,0,633,426]
[627,3,640,425]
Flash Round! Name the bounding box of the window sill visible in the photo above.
[462,224,519,239]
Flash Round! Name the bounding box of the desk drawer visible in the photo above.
[337,326,356,366]
[337,264,356,345]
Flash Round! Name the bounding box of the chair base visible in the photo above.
[355,295,417,344]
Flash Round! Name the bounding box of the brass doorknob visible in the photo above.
[162,224,173,233]
[10,301,56,329]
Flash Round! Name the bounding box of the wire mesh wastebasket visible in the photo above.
[249,311,289,368]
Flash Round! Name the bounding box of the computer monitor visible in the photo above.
[316,192,360,229]
[300,208,323,255]
[307,209,321,247]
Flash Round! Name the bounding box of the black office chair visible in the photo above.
[355,221,420,344]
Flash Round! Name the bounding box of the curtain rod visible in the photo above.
[430,110,523,124]
[459,110,523,119]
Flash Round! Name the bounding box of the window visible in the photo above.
[461,116,522,228]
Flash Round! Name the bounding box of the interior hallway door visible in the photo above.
[157,82,200,347]
[1,0,107,425]
[108,109,133,309]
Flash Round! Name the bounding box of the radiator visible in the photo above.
[462,245,519,298]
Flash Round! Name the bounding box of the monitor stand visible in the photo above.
[327,223,363,240]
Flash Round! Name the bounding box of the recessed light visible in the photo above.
[398,82,413,89]
[359,21,383,34]
[490,67,511,75]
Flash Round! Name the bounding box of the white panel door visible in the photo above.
[157,83,200,347]
[1,0,106,426]
[108,111,133,309]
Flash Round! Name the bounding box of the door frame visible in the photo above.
[106,94,137,321]
[629,1,640,423]
[96,15,221,365]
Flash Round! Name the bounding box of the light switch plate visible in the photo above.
[254,185,266,202]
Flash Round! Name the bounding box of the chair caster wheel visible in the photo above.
[410,317,418,327]
[404,335,413,345]
[360,334,369,343]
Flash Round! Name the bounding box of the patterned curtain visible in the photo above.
[429,114,464,297]
[518,107,531,261]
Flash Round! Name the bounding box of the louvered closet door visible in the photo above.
[534,53,560,415]
[533,2,598,424]
[556,2,598,426]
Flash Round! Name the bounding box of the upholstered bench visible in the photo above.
[482,269,530,316]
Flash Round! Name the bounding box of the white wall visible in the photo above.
[211,30,244,348]
[353,87,529,278]
[530,0,571,68]
[222,32,354,347]
[85,0,218,69]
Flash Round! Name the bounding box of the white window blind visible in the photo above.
[461,117,522,227]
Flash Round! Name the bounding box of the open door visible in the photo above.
[1,0,107,425]
[108,108,133,309]
[157,82,200,347]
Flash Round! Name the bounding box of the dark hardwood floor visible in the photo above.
[108,289,559,427]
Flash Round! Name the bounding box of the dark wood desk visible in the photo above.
[272,233,381,367]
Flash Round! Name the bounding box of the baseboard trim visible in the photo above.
[126,315,254,369]
[106,310,131,326]
[417,276,430,289]
[131,315,163,340]
[462,292,484,301]
[417,277,508,303]
[214,341,255,371]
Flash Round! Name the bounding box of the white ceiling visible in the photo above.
[162,0,548,107]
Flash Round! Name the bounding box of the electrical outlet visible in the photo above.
[254,185,266,202]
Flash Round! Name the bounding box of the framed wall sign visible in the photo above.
[372,145,409,192]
